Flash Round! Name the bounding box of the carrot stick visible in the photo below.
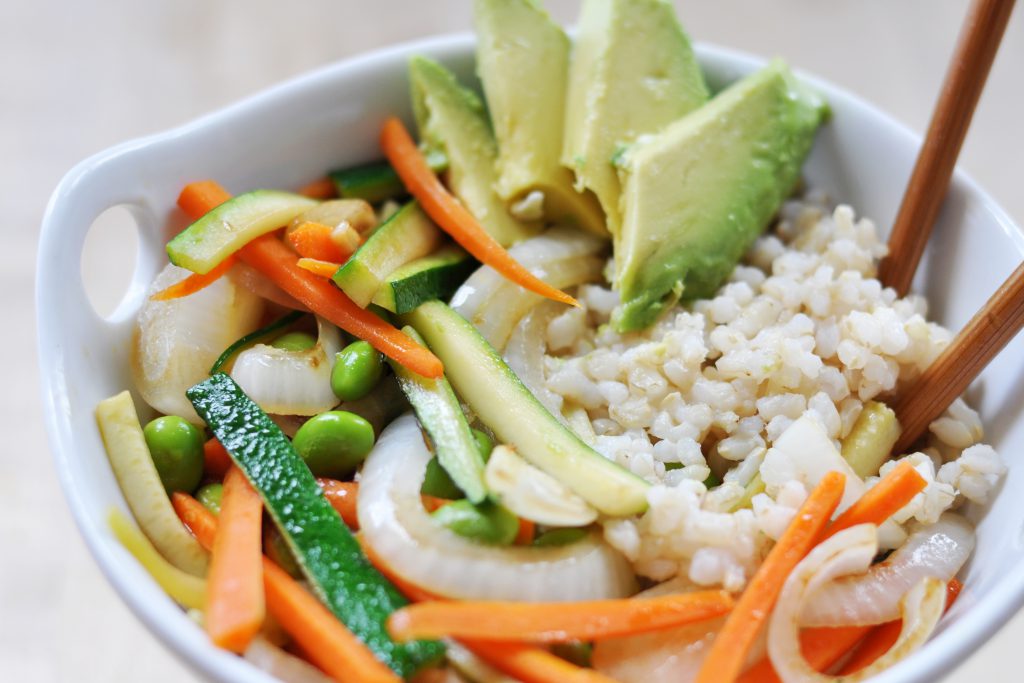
[737,626,872,683]
[203,437,232,478]
[288,221,354,263]
[837,579,962,675]
[317,478,360,529]
[205,466,265,653]
[297,257,344,279]
[176,181,443,378]
[387,591,733,643]
[151,255,237,301]
[172,493,400,683]
[696,471,846,683]
[462,640,617,683]
[822,460,927,541]
[515,518,535,545]
[298,178,337,200]
[380,117,578,308]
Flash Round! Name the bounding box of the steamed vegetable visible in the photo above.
[822,460,927,541]
[329,150,449,203]
[432,500,520,546]
[484,445,597,527]
[96,391,208,576]
[291,411,375,478]
[331,340,384,402]
[143,415,204,493]
[841,401,902,477]
[186,373,443,677]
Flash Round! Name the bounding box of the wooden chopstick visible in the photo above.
[878,0,1017,297]
[892,259,1024,454]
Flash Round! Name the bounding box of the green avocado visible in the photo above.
[408,56,540,247]
[473,0,606,235]
[562,0,708,236]
[613,59,828,331]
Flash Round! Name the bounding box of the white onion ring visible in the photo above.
[769,525,946,682]
[244,635,333,683]
[357,413,636,601]
[504,300,565,417]
[799,513,973,627]
[230,316,341,416]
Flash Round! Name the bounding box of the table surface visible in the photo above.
[4,1,1022,681]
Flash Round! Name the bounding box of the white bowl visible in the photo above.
[37,33,1024,683]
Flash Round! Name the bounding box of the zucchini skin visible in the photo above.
[329,150,448,204]
[187,373,444,677]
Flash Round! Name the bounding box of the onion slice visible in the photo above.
[357,414,636,601]
[244,636,333,683]
[504,299,565,417]
[230,315,342,416]
[799,513,974,627]
[768,525,946,682]
[485,445,598,527]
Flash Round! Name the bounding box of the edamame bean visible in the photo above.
[143,416,204,493]
[196,483,223,515]
[420,457,463,499]
[471,428,494,462]
[532,527,588,547]
[432,500,519,545]
[271,331,317,351]
[331,341,384,401]
[291,411,375,478]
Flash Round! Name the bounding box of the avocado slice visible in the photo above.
[614,60,828,331]
[409,56,540,247]
[562,0,708,235]
[474,0,606,235]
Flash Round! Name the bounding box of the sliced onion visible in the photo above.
[132,264,265,422]
[244,635,333,683]
[799,513,973,627]
[768,525,946,682]
[504,299,564,416]
[445,640,519,683]
[358,413,636,601]
[230,262,306,311]
[485,445,598,527]
[451,226,607,351]
[230,316,341,416]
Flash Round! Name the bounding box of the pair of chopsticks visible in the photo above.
[871,0,1018,453]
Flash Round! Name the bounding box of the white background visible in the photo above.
[3,1,1022,681]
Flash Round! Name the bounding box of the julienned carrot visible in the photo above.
[837,579,962,675]
[463,640,618,683]
[172,494,400,683]
[152,255,237,301]
[205,467,265,653]
[696,471,846,683]
[736,626,871,683]
[298,178,337,199]
[297,257,344,279]
[380,117,578,308]
[387,591,734,643]
[317,478,360,529]
[289,221,354,263]
[176,181,443,378]
[822,460,927,541]
[203,437,232,478]
[515,518,535,545]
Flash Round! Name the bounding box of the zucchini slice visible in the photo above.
[187,373,444,677]
[332,201,444,308]
[329,150,448,204]
[389,326,487,503]
[401,301,649,516]
[96,391,209,576]
[167,190,317,274]
[371,245,476,314]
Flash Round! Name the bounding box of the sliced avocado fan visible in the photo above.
[613,59,828,332]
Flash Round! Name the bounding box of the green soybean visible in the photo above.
[291,411,375,478]
[331,341,385,402]
[432,500,518,545]
[471,428,494,462]
[196,483,223,515]
[143,416,204,493]
[421,428,495,499]
[532,528,588,547]
[271,331,317,352]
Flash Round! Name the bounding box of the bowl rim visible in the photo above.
[37,30,1024,683]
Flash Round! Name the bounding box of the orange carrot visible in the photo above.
[380,117,578,308]
[151,255,238,301]
[387,591,733,643]
[462,640,617,683]
[298,178,337,200]
[837,579,962,675]
[696,471,846,683]
[822,460,927,541]
[737,626,872,683]
[175,181,443,379]
[172,493,399,683]
[297,257,344,279]
[288,221,354,262]
[203,437,232,478]
[205,467,265,652]
[317,478,360,529]
[515,518,535,545]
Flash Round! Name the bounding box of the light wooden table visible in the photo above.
[4,1,1022,681]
